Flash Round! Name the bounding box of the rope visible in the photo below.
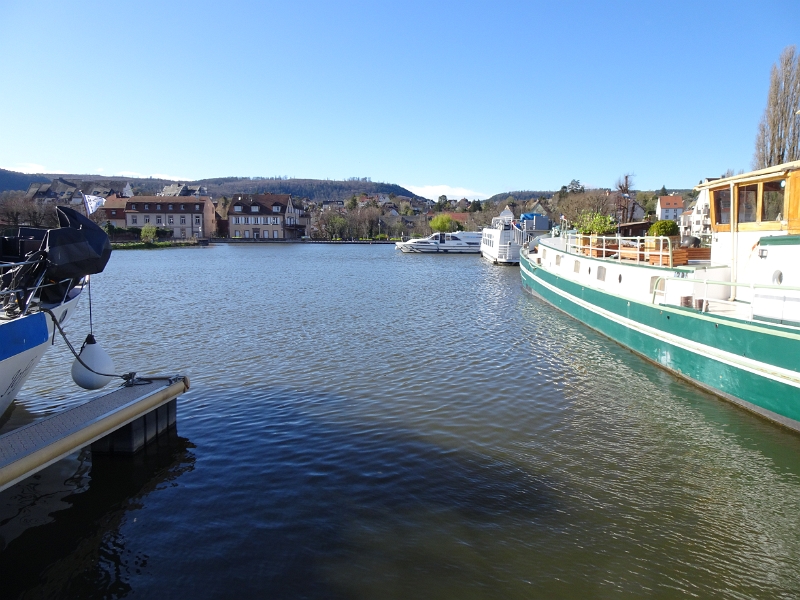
[40,307,137,384]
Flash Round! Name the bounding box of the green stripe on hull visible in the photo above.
[520,254,800,430]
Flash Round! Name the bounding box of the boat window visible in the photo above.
[573,260,580,273]
[762,180,784,221]
[597,266,606,281]
[713,188,730,224]
[737,184,757,223]
[542,249,546,259]
[555,255,561,266]
[450,235,460,241]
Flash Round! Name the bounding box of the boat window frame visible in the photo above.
[710,176,788,234]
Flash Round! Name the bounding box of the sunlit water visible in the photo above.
[2,243,800,599]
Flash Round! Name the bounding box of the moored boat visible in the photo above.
[0,207,112,414]
[481,208,551,265]
[520,161,800,432]
[395,231,482,253]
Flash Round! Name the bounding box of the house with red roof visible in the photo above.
[655,196,684,222]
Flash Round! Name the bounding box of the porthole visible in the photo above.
[773,270,783,285]
[618,274,622,283]
[588,267,592,275]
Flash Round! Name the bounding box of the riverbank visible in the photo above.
[111,240,206,250]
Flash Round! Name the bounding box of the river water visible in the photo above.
[2,243,800,599]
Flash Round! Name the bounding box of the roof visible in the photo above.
[695,160,800,190]
[658,196,684,209]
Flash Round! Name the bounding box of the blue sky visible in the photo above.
[1,0,798,199]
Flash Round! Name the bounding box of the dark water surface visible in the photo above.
[2,244,800,599]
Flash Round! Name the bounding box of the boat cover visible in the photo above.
[43,207,112,280]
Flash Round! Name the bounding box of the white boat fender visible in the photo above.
[71,334,116,390]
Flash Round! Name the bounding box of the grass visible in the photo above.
[111,240,200,250]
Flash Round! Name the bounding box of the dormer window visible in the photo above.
[168,204,173,210]
[195,204,200,211]
[273,205,281,213]
[131,203,137,210]
[156,204,161,210]
[144,204,149,210]
[251,206,259,212]
[181,204,186,210]
[234,205,243,212]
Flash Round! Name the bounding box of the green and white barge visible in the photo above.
[520,161,800,432]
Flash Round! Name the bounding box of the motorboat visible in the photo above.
[395,231,482,253]
[0,206,112,414]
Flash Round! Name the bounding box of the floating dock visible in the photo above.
[0,375,189,493]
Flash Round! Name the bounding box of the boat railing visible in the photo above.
[562,232,686,267]
[650,275,800,324]
[1,257,78,317]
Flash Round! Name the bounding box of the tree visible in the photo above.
[345,195,358,211]
[429,214,454,232]
[567,179,584,194]
[615,173,636,223]
[140,224,157,243]
[754,45,800,169]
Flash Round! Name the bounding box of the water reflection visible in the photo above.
[0,431,194,599]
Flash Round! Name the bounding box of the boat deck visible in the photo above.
[0,375,189,492]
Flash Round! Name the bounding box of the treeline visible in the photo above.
[0,169,48,193]
[197,178,418,203]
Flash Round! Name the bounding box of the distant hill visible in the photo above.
[0,169,49,193]
[194,177,420,203]
[485,190,553,204]
[1,170,421,203]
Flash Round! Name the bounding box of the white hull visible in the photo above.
[396,232,482,254]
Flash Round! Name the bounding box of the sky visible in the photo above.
[1,0,798,200]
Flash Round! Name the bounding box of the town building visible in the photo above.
[124,196,216,238]
[655,196,685,222]
[228,193,308,239]
[25,179,133,205]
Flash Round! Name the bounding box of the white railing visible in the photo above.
[650,276,800,325]
[562,232,691,268]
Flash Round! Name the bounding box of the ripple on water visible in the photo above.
[2,245,800,599]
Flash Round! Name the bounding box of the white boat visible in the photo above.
[481,209,552,265]
[0,207,112,415]
[520,160,800,432]
[395,231,482,253]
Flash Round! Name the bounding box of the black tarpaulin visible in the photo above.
[43,207,112,280]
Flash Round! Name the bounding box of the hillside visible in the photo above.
[0,169,49,193]
[485,190,553,204]
[1,170,421,203]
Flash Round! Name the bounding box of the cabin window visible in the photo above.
[555,255,561,266]
[713,189,731,224]
[542,249,547,259]
[597,266,606,281]
[573,260,580,273]
[762,180,785,221]
[737,184,757,223]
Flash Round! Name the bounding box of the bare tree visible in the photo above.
[615,173,637,222]
[754,45,800,169]
[558,190,614,222]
